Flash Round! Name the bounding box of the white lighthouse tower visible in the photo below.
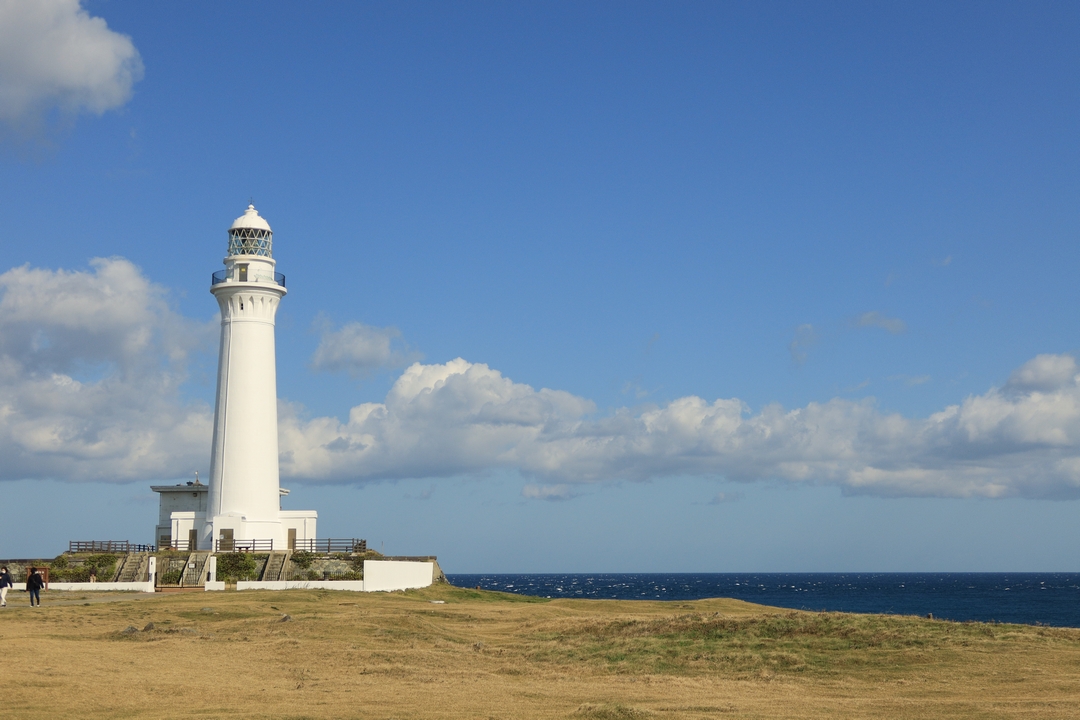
[151,206,316,552]
[198,205,315,551]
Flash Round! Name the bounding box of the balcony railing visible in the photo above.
[291,538,367,554]
[215,538,275,553]
[211,270,285,287]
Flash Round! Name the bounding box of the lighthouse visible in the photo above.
[153,206,316,552]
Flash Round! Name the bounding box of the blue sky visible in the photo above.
[0,1,1078,570]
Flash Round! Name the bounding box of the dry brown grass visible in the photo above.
[2,584,1079,718]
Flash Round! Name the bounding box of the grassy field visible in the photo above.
[1,583,1078,719]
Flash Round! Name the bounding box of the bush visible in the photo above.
[85,554,119,580]
[346,550,382,572]
[290,551,315,569]
[216,552,258,581]
[159,568,183,585]
[47,553,118,582]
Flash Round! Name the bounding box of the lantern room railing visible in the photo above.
[211,270,285,287]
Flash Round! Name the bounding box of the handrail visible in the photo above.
[291,538,367,554]
[215,538,275,553]
[69,541,155,553]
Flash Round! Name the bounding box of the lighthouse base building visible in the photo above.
[152,481,317,552]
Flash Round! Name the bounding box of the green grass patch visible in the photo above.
[533,611,1079,678]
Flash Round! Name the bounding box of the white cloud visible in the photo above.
[788,323,817,364]
[310,318,417,376]
[8,258,1080,501]
[705,491,744,505]
[1006,354,1077,394]
[522,484,575,501]
[0,259,214,482]
[0,0,143,133]
[888,374,931,387]
[855,311,907,335]
[278,358,597,482]
[279,355,1080,499]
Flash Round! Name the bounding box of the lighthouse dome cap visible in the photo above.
[230,204,272,233]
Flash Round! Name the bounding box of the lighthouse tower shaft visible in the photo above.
[204,205,288,549]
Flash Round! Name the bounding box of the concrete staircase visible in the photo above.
[261,551,290,581]
[116,553,149,582]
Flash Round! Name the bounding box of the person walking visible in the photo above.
[26,567,44,607]
[0,566,11,607]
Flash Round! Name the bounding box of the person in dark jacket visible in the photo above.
[26,567,44,607]
[0,565,11,607]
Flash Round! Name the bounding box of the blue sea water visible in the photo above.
[447,573,1080,628]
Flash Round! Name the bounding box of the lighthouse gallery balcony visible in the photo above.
[212,269,285,287]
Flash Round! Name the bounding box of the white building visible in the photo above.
[154,206,317,551]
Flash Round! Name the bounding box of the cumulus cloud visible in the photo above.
[310,318,418,376]
[8,258,1080,501]
[1006,354,1077,394]
[0,0,143,133]
[278,358,597,482]
[279,355,1080,500]
[0,259,214,482]
[855,311,906,335]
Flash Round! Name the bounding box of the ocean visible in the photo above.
[447,573,1080,628]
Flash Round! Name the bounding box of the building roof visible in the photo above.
[151,483,208,493]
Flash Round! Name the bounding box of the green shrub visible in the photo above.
[216,552,258,581]
[290,551,315,569]
[48,553,117,582]
[85,554,118,580]
[350,550,382,572]
[159,568,183,585]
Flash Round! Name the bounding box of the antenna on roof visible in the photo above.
[194,471,200,486]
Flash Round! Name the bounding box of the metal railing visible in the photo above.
[215,538,275,553]
[291,538,367,554]
[211,270,286,287]
[69,541,155,554]
[164,540,195,552]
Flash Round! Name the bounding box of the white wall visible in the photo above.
[211,561,435,592]
[280,510,317,543]
[363,560,434,592]
[12,582,154,592]
[235,580,365,591]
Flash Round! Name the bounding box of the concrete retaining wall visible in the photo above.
[216,561,435,592]
[11,581,155,592]
[236,580,365,591]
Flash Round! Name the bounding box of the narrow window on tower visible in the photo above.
[237,264,248,281]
